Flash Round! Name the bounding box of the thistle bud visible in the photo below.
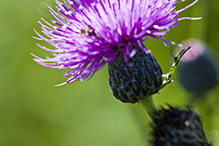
[177,39,218,97]
[151,106,212,146]
[108,45,163,103]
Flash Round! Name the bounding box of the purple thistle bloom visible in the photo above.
[32,0,200,85]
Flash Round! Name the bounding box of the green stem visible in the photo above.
[161,47,191,90]
[139,95,157,119]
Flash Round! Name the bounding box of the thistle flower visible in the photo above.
[108,46,163,103]
[177,39,218,97]
[151,106,212,146]
[32,0,200,86]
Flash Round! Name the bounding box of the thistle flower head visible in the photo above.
[151,106,212,146]
[177,39,218,97]
[179,39,205,62]
[32,0,199,85]
[108,45,163,103]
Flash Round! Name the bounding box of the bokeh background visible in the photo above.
[1,0,219,145]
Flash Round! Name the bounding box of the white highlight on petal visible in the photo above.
[153,25,159,29]
[55,82,67,86]
[178,17,202,21]
[79,5,83,10]
[129,49,136,57]
[146,30,151,33]
[65,11,73,15]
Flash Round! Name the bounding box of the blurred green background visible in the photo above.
[1,0,219,145]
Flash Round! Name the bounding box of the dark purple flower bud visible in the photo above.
[177,39,218,97]
[151,106,212,146]
[108,44,163,103]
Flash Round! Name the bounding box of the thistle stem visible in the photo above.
[139,95,157,119]
[161,47,191,90]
